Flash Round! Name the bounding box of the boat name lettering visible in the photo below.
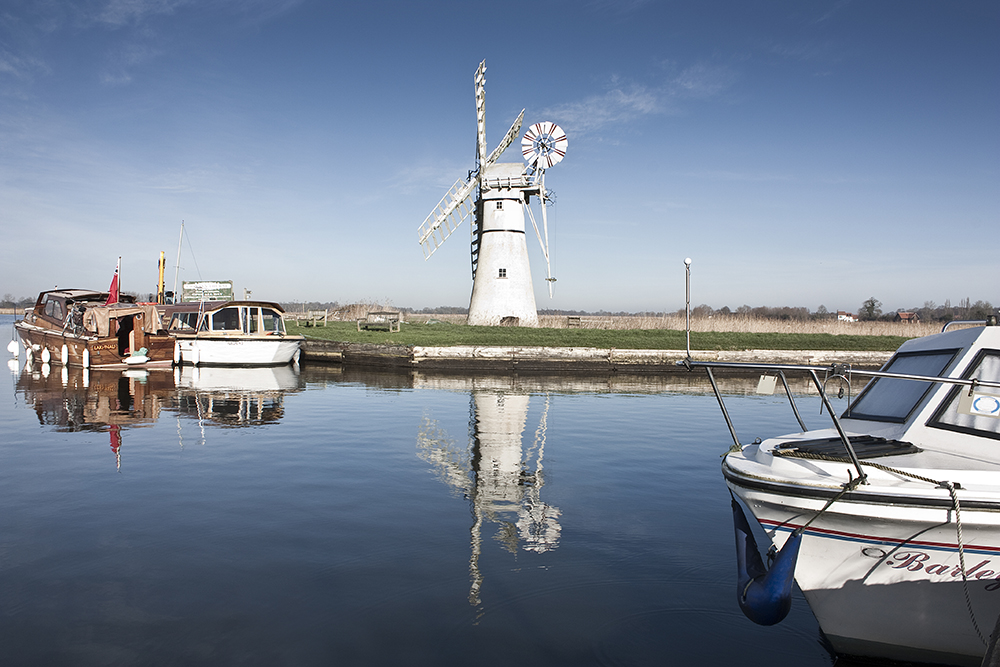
[886,551,1000,590]
[91,342,117,352]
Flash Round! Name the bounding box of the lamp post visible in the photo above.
[684,258,692,360]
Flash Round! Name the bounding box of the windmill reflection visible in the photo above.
[418,386,561,606]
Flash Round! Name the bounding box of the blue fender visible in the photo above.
[732,497,802,626]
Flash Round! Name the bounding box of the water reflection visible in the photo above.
[173,365,300,429]
[12,362,304,468]
[417,377,562,607]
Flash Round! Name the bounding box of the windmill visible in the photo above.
[417,60,567,327]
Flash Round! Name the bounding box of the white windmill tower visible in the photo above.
[417,60,567,327]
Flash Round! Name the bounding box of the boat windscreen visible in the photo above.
[929,349,1000,440]
[262,309,284,334]
[169,312,200,331]
[845,349,959,423]
[211,307,241,332]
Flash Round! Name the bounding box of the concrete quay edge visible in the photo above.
[300,340,892,370]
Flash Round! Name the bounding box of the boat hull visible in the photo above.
[726,466,1000,665]
[173,336,302,367]
[14,321,173,369]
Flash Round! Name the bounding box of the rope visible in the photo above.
[774,449,986,645]
[944,481,988,646]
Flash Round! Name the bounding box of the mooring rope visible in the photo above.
[943,481,988,646]
[773,450,987,645]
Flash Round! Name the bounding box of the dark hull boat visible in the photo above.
[14,289,174,369]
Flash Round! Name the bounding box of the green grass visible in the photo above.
[287,321,909,351]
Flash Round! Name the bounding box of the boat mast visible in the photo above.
[172,221,184,304]
[157,251,166,304]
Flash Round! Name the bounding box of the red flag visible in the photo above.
[104,260,119,306]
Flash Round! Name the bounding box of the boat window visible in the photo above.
[169,312,200,331]
[845,350,959,423]
[929,349,1000,440]
[262,309,284,334]
[244,308,259,334]
[211,308,241,332]
[44,298,64,321]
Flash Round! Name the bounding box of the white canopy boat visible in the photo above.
[161,300,304,367]
[684,321,1000,665]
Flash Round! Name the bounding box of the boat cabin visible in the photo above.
[24,289,164,358]
[162,301,289,337]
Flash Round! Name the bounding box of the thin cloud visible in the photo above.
[96,0,186,28]
[0,49,50,79]
[542,61,736,136]
[391,162,473,197]
[682,169,794,183]
[99,33,163,85]
[542,84,660,135]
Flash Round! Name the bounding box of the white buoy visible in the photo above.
[82,347,90,368]
[60,344,68,365]
[173,341,181,365]
[7,340,18,357]
[41,347,51,364]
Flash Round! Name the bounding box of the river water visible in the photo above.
[2,314,869,666]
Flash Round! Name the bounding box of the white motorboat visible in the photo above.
[161,300,304,367]
[685,321,1000,665]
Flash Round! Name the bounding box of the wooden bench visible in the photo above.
[289,310,329,327]
[357,311,401,332]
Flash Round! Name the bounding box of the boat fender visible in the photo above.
[82,347,90,368]
[732,497,802,626]
[61,344,68,365]
[41,347,51,364]
[7,340,17,357]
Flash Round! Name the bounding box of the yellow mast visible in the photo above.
[156,251,166,304]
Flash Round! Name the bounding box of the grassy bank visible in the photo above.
[287,320,910,352]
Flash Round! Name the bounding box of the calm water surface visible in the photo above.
[2,314,859,666]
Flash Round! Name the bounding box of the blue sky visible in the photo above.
[1,1,996,314]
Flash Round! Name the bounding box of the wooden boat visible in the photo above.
[160,300,304,366]
[13,289,174,369]
[685,322,1000,665]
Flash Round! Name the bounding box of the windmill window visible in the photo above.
[498,268,507,279]
[496,201,503,210]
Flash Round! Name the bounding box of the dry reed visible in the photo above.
[404,312,948,337]
[378,310,970,337]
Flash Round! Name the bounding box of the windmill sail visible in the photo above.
[417,60,566,327]
[418,178,477,259]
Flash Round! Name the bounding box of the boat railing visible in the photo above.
[942,317,995,332]
[679,358,1000,484]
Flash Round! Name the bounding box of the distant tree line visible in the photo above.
[2,294,37,309]
[674,298,996,323]
[5,293,995,322]
[854,297,996,322]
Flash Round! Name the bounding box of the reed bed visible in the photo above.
[327,307,952,338]
[537,314,944,337]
